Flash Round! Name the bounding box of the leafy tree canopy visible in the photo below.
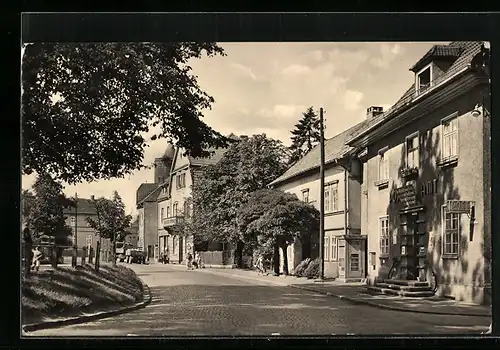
[288,106,321,165]
[26,172,73,240]
[86,191,133,242]
[22,42,231,184]
[190,134,289,246]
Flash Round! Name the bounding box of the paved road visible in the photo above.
[27,264,490,336]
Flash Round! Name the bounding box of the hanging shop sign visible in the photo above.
[447,200,473,214]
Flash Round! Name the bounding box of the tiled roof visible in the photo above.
[347,41,484,146]
[269,121,368,187]
[62,198,111,215]
[136,183,158,204]
[410,45,464,72]
[138,186,161,205]
[188,147,229,167]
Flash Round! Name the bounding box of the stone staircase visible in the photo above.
[365,279,435,298]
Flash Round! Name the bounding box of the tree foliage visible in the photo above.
[26,172,73,242]
[190,134,289,249]
[237,188,320,274]
[22,42,231,184]
[86,191,133,243]
[288,106,321,165]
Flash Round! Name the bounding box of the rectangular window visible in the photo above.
[173,203,178,216]
[331,237,338,261]
[443,206,460,256]
[175,173,186,189]
[167,206,171,218]
[302,189,309,203]
[350,254,360,272]
[324,237,330,262]
[442,115,458,160]
[379,216,390,256]
[324,182,339,213]
[406,134,419,168]
[160,208,164,220]
[173,237,177,254]
[378,151,389,181]
[417,66,432,94]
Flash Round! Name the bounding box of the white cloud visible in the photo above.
[303,50,325,62]
[369,43,405,69]
[258,104,307,119]
[281,64,312,76]
[230,62,257,80]
[344,90,364,111]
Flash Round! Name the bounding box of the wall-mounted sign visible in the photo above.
[391,185,417,207]
[428,231,434,251]
[420,179,438,197]
[401,246,406,255]
[419,246,426,255]
[392,231,398,245]
[447,200,473,214]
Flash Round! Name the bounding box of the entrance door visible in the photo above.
[348,240,362,278]
[178,236,184,263]
[401,213,418,280]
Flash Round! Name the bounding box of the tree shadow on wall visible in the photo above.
[384,118,488,304]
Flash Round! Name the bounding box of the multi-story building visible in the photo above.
[63,197,112,259]
[346,41,491,304]
[159,146,227,264]
[269,123,367,281]
[136,145,174,261]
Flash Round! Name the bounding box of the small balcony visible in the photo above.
[162,216,184,229]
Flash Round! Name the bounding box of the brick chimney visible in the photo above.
[366,106,384,119]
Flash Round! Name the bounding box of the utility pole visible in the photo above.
[72,192,78,267]
[91,195,101,272]
[318,107,325,281]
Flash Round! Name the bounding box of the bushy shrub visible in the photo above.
[293,258,312,277]
[304,258,320,279]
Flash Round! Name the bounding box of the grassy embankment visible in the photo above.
[22,264,144,325]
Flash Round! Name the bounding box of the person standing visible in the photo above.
[186,252,193,270]
[31,246,43,271]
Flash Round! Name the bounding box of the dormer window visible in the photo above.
[416,64,432,95]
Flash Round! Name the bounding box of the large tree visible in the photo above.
[22,42,231,184]
[86,191,132,265]
[238,189,320,275]
[190,134,289,266]
[288,106,321,166]
[27,173,74,267]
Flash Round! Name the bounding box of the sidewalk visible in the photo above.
[173,265,491,318]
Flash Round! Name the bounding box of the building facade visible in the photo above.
[159,145,228,264]
[269,124,366,281]
[63,198,112,259]
[347,41,491,304]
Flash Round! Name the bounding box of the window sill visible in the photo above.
[325,210,344,217]
[442,254,459,260]
[374,179,389,189]
[437,156,458,169]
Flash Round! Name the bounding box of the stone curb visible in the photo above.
[289,285,491,318]
[22,282,152,333]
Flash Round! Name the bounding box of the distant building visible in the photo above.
[158,145,228,264]
[269,123,366,282]
[124,217,139,248]
[346,41,491,304]
[63,197,112,258]
[136,145,174,261]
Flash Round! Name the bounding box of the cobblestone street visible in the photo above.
[26,264,490,337]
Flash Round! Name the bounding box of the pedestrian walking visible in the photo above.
[31,246,43,271]
[186,252,194,270]
[255,254,268,275]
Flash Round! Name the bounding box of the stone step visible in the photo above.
[365,286,435,298]
[381,279,430,287]
[376,282,432,292]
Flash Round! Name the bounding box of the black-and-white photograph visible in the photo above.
[21,36,492,336]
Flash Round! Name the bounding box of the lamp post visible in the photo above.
[90,195,102,272]
[318,107,325,281]
[71,192,78,267]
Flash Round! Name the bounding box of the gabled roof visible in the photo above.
[137,186,161,206]
[62,198,111,215]
[136,183,158,205]
[347,41,484,146]
[410,44,464,72]
[188,147,229,167]
[269,121,368,187]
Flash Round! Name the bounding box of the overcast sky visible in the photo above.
[21,41,447,216]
